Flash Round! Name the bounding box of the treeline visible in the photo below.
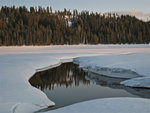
[0,6,150,46]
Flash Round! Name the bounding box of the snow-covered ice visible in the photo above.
[121,77,150,88]
[74,52,150,89]
[0,45,150,113]
[46,98,150,113]
[74,53,150,78]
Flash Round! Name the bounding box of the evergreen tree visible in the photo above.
[0,6,150,46]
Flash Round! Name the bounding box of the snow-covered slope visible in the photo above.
[0,45,150,113]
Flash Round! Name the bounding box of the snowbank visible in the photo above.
[74,53,150,79]
[74,53,150,88]
[121,77,150,88]
[47,98,150,113]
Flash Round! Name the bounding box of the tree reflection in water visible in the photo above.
[30,62,150,111]
[29,62,90,91]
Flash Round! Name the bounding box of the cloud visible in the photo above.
[111,11,150,21]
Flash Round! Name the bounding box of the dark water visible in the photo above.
[29,62,150,111]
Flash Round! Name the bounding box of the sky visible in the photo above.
[0,0,150,14]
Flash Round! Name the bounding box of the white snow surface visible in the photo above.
[74,53,150,78]
[0,45,150,113]
[47,98,150,113]
[121,77,150,88]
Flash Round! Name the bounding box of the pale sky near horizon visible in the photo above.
[0,0,150,14]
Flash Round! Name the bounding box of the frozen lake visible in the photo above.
[1,45,150,113]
